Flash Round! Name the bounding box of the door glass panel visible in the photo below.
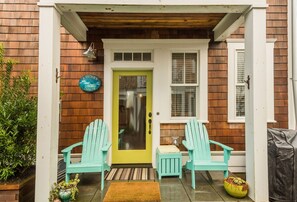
[118,75,147,150]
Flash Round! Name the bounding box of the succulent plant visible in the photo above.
[224,176,248,198]
[232,177,246,185]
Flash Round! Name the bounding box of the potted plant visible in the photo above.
[0,44,37,200]
[224,176,249,198]
[49,174,80,202]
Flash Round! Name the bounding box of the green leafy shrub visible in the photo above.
[0,44,37,181]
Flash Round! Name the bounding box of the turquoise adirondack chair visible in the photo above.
[182,119,233,189]
[61,119,111,190]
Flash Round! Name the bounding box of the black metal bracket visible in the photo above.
[56,68,61,83]
[244,75,250,90]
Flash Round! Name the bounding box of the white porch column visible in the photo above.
[291,0,297,129]
[244,7,268,202]
[35,6,61,201]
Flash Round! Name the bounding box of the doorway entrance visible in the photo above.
[112,70,152,164]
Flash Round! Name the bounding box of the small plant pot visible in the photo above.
[50,174,79,202]
[59,188,72,202]
[224,177,248,198]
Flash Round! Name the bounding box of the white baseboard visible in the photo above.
[59,151,246,173]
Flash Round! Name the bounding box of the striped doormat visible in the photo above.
[105,167,156,181]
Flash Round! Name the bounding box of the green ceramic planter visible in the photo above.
[59,189,71,202]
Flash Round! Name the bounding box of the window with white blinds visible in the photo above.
[171,52,198,117]
[227,39,276,123]
[236,51,245,117]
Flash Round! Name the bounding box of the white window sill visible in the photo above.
[228,119,277,123]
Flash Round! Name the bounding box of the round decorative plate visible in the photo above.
[79,75,101,92]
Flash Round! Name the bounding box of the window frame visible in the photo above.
[112,50,153,62]
[169,49,208,120]
[227,39,276,123]
[170,50,200,119]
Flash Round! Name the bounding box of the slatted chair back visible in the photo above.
[185,119,212,163]
[81,119,108,164]
[183,119,233,189]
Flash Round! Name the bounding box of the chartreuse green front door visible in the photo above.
[112,71,152,164]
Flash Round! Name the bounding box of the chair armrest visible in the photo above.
[101,142,111,165]
[182,140,193,151]
[61,142,83,164]
[61,142,83,154]
[183,140,195,162]
[209,140,233,151]
[209,140,233,163]
[102,142,111,152]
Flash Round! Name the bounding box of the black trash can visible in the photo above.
[267,128,297,202]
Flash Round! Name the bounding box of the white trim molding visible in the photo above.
[61,12,88,41]
[61,150,247,173]
[213,13,244,42]
[39,0,267,13]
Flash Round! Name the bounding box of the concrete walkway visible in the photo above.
[76,171,253,202]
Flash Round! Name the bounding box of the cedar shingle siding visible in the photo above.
[0,0,288,152]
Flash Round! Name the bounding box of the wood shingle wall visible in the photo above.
[0,0,104,152]
[161,0,288,151]
[0,0,288,152]
[59,33,104,152]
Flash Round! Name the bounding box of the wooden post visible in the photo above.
[244,7,269,201]
[35,6,61,201]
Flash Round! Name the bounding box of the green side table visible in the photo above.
[156,145,182,180]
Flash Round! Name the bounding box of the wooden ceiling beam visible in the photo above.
[78,13,225,29]
[83,24,216,29]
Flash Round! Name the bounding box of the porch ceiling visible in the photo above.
[77,12,226,29]
[51,3,257,42]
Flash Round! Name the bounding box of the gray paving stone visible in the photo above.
[75,170,253,202]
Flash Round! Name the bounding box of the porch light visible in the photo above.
[83,42,96,59]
